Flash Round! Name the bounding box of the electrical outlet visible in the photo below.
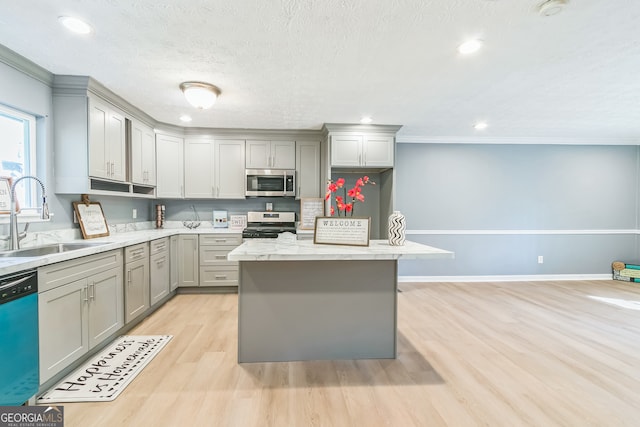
[132,208,137,219]
[538,255,544,264]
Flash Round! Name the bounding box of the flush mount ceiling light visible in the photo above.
[179,115,192,123]
[360,116,373,124]
[457,39,483,55]
[58,16,93,34]
[538,0,568,16]
[474,122,488,130]
[179,81,221,109]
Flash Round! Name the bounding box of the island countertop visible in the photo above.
[228,239,454,261]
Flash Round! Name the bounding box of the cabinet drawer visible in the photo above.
[125,242,149,263]
[199,246,238,266]
[199,267,238,287]
[199,234,242,246]
[38,249,123,293]
[150,237,169,255]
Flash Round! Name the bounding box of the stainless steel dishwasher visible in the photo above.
[0,269,39,405]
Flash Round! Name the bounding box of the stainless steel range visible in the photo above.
[242,211,296,239]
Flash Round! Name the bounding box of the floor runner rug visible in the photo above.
[37,335,172,403]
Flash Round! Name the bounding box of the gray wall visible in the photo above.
[395,143,639,277]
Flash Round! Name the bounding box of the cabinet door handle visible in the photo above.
[127,270,131,285]
[89,282,95,300]
[215,275,227,280]
[83,286,88,302]
[111,162,115,176]
[215,255,226,259]
[106,161,110,176]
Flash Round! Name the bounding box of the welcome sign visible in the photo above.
[313,216,371,246]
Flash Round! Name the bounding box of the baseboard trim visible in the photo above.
[398,274,612,283]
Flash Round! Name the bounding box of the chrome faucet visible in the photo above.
[8,176,50,250]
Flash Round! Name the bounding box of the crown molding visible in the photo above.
[322,123,403,135]
[396,135,640,146]
[0,44,53,86]
[182,127,323,139]
[52,75,156,126]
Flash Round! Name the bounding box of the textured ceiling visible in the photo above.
[0,0,639,142]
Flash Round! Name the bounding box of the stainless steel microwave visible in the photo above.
[245,169,296,197]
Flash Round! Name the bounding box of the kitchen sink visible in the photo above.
[0,242,108,258]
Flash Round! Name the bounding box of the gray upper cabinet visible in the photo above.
[88,96,126,181]
[184,138,215,198]
[130,119,156,187]
[330,134,394,168]
[296,140,321,198]
[156,133,184,198]
[52,75,156,196]
[246,140,295,169]
[183,138,246,199]
[215,139,246,198]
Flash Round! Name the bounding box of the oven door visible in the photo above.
[245,169,296,197]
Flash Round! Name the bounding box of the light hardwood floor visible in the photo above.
[59,280,640,426]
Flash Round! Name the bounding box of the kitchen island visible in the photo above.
[228,238,454,363]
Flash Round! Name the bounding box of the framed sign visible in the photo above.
[300,198,324,230]
[0,177,19,214]
[314,216,370,246]
[73,201,110,239]
[229,214,247,230]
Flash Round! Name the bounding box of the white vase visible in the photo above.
[388,211,406,246]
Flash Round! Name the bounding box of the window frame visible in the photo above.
[0,103,37,209]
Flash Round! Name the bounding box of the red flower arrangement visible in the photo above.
[325,176,375,216]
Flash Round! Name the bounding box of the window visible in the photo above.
[0,104,37,210]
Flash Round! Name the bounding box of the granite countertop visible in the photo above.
[0,226,243,276]
[228,238,454,261]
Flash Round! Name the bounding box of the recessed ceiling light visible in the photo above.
[179,115,192,123]
[360,116,373,124]
[474,122,488,130]
[58,16,93,34]
[458,39,483,55]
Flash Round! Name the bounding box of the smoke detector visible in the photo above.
[538,0,568,16]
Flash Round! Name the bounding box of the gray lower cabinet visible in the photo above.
[199,234,241,287]
[124,243,150,323]
[178,235,199,287]
[149,237,170,306]
[170,235,179,291]
[38,250,124,384]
